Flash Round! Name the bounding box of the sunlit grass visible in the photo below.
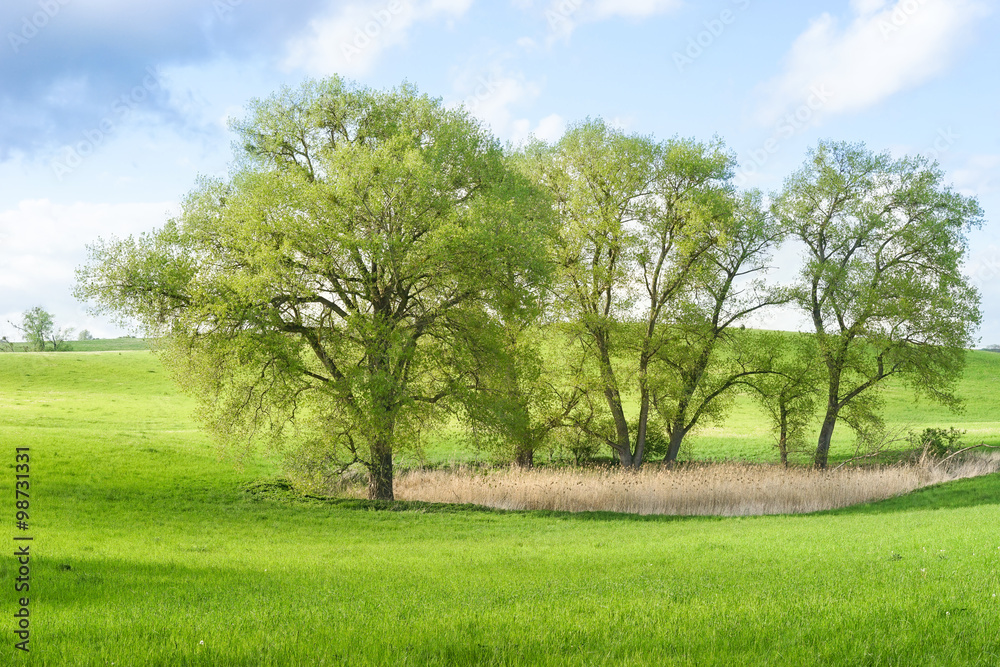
[3,349,1000,664]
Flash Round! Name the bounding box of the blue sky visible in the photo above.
[1,0,999,344]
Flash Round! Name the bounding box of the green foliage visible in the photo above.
[774,140,983,467]
[17,305,54,351]
[909,427,965,458]
[453,324,579,467]
[550,425,602,465]
[75,77,554,499]
[744,331,821,464]
[524,121,774,467]
[634,418,670,461]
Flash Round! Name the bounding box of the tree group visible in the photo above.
[76,77,984,499]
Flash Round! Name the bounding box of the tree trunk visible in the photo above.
[593,329,636,468]
[514,445,534,469]
[778,405,788,467]
[368,441,394,500]
[631,387,651,468]
[664,423,686,465]
[661,355,708,465]
[814,406,839,469]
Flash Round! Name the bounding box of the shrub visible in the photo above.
[909,427,964,458]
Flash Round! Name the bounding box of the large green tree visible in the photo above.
[75,77,553,499]
[522,120,657,467]
[774,141,983,468]
[524,120,760,466]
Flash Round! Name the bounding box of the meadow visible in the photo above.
[2,346,1000,665]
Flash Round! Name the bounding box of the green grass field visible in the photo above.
[3,349,1000,664]
[2,338,153,354]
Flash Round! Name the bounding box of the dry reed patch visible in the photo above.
[387,454,1000,516]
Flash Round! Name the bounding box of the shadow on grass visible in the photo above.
[823,471,1000,516]
[244,479,705,523]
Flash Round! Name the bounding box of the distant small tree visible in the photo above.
[0,336,14,353]
[12,307,54,351]
[48,326,74,351]
[78,329,95,341]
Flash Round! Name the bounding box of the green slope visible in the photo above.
[2,351,1000,664]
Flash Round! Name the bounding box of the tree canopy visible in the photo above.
[522,121,781,466]
[76,77,554,499]
[74,80,986,479]
[774,140,983,467]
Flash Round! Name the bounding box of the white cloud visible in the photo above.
[755,0,988,125]
[457,68,541,138]
[951,154,1000,196]
[516,36,538,52]
[283,0,473,76]
[533,113,566,142]
[593,0,681,20]
[0,200,178,338]
[448,61,569,145]
[540,0,680,44]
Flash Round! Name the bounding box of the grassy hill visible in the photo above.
[2,350,999,664]
[1,337,152,353]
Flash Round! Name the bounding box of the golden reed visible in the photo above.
[379,454,1000,516]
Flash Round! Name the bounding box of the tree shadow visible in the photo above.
[822,472,1000,517]
[250,472,1000,522]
